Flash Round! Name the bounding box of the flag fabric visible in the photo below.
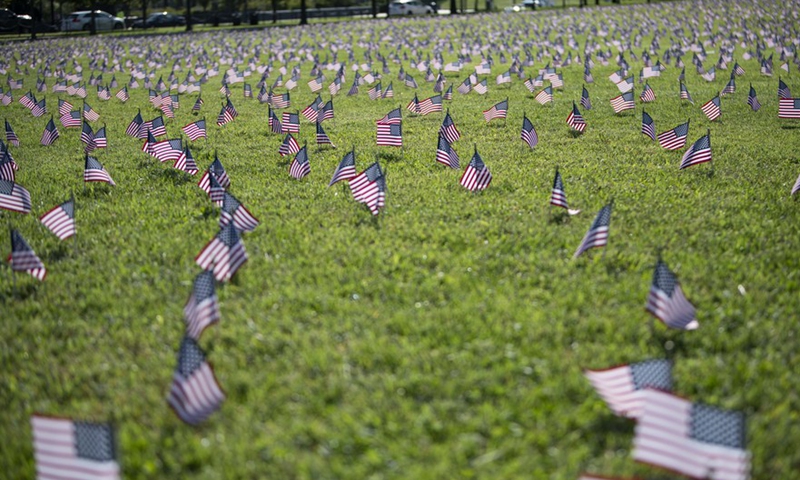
[126,111,143,137]
[84,155,115,186]
[457,77,472,95]
[368,82,382,100]
[198,156,231,193]
[115,87,129,102]
[9,229,46,280]
[278,133,300,156]
[92,125,107,149]
[289,145,311,179]
[349,162,386,216]
[701,95,721,121]
[520,114,538,148]
[383,82,395,99]
[0,150,15,182]
[184,270,220,340]
[640,83,656,102]
[657,121,689,150]
[418,95,443,115]
[41,117,60,145]
[139,116,166,138]
[175,146,199,175]
[584,359,673,418]
[792,172,800,196]
[80,122,95,150]
[5,120,18,147]
[483,99,508,122]
[30,415,120,480]
[272,92,290,109]
[243,83,252,98]
[535,86,553,105]
[778,98,800,119]
[646,258,699,330]
[216,103,235,126]
[220,191,260,232]
[443,85,452,100]
[377,108,402,125]
[580,86,592,110]
[195,223,248,282]
[566,102,587,133]
[721,77,736,96]
[269,107,282,134]
[610,90,635,114]
[192,96,204,111]
[680,81,694,104]
[281,111,300,133]
[404,73,418,89]
[58,99,73,117]
[778,78,791,98]
[680,134,712,169]
[376,123,403,147]
[167,336,226,425]
[473,79,488,95]
[301,95,323,122]
[60,110,82,128]
[616,75,634,93]
[460,148,492,192]
[436,135,460,169]
[573,202,612,258]
[440,110,461,143]
[550,169,580,215]
[406,94,420,114]
[83,102,99,122]
[329,149,357,186]
[182,119,207,141]
[316,121,334,147]
[318,100,334,121]
[747,84,761,111]
[31,98,46,117]
[633,389,750,480]
[148,139,184,163]
[0,179,31,213]
[641,110,656,141]
[733,62,746,76]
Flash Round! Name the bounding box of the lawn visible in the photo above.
[2,1,800,478]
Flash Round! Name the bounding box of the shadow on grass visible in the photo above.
[376,150,404,163]
[159,168,195,186]
[780,125,800,130]
[0,279,39,303]
[79,184,114,199]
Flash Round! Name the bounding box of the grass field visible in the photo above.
[2,1,800,478]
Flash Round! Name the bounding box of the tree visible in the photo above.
[186,0,192,31]
[299,0,307,24]
[450,0,456,14]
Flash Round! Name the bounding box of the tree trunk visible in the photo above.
[142,0,147,30]
[371,0,377,18]
[450,0,456,14]
[186,0,192,31]
[299,0,307,25]
[89,0,96,35]
[272,0,277,22]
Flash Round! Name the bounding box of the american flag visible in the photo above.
[40,196,76,240]
[733,62,746,76]
[0,150,15,182]
[382,82,394,99]
[778,98,800,119]
[61,111,82,128]
[307,75,324,93]
[680,81,694,104]
[84,156,115,186]
[243,83,252,98]
[376,122,402,147]
[97,85,111,100]
[496,70,511,85]
[377,108,402,125]
[329,149,357,186]
[279,133,300,156]
[9,229,46,280]
[573,201,612,258]
[19,91,35,109]
[31,98,46,117]
[126,111,143,137]
[583,67,594,84]
[404,73,418,89]
[182,119,207,141]
[82,102,99,122]
[701,94,721,121]
[184,270,220,340]
[316,121,334,147]
[41,117,60,145]
[436,135,460,169]
[641,110,656,141]
[328,76,343,96]
[580,86,592,110]
[196,223,248,282]
[160,102,175,119]
[220,191,260,233]
[584,359,673,418]
[318,100,334,121]
[657,120,689,150]
[5,120,18,147]
[115,86,129,102]
[434,74,446,92]
[520,114,538,149]
[793,172,800,196]
[778,78,791,98]
[53,80,68,93]
[701,65,717,82]
[747,84,761,111]
[139,116,166,138]
[483,99,508,122]
[192,96,204,111]
[30,415,119,479]
[550,168,579,215]
[281,111,300,133]
[302,95,323,122]
[721,77,736,96]
[640,83,656,102]
[680,133,712,169]
[81,122,96,153]
[219,82,231,96]
[633,389,750,480]
[167,336,226,425]
[460,148,492,192]
[58,99,74,117]
[442,85,452,100]
[216,102,235,126]
[288,145,311,180]
[368,82,382,100]
[457,77,472,95]
[0,179,31,213]
[646,258,699,330]
[349,162,386,216]
[440,110,460,144]
[148,139,184,163]
[175,146,199,175]
[473,79,489,95]
[347,81,359,96]
[257,84,269,103]
[535,86,553,105]
[610,90,635,114]
[566,102,587,133]
[417,95,443,115]
[406,94,420,114]
[616,75,634,93]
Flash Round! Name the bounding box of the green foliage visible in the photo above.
[2,5,800,479]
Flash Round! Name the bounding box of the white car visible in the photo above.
[61,10,125,31]
[388,0,434,16]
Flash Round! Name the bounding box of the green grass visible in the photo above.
[2,1,800,478]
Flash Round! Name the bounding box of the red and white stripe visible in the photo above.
[584,365,646,418]
[40,205,75,240]
[167,364,226,426]
[31,415,120,480]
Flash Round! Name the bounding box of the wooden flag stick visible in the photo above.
[708,128,714,177]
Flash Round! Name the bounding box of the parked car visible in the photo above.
[130,12,186,28]
[388,0,434,16]
[504,0,550,10]
[61,11,125,31]
[0,9,32,33]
